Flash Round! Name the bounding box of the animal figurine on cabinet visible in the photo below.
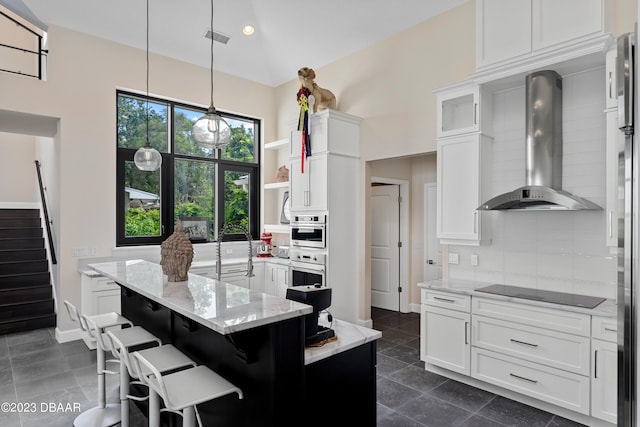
[297,67,337,112]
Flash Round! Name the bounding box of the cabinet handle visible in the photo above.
[604,327,617,332]
[510,338,538,348]
[433,296,455,303]
[594,350,598,378]
[509,373,538,384]
[609,71,613,99]
[473,103,478,125]
[464,322,469,345]
[180,316,198,332]
[609,211,614,238]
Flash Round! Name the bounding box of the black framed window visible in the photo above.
[116,91,260,246]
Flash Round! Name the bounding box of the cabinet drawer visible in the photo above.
[472,297,590,337]
[92,277,118,292]
[472,348,590,415]
[422,290,470,312]
[473,315,590,375]
[592,316,617,343]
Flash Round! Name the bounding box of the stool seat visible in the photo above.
[86,312,132,330]
[132,351,242,427]
[107,326,160,351]
[135,344,195,377]
[147,365,243,410]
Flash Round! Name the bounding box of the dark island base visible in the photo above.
[121,286,376,426]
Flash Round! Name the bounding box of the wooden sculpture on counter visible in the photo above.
[160,220,194,282]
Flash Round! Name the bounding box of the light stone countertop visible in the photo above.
[418,278,617,318]
[304,319,382,365]
[88,259,311,335]
[87,259,381,365]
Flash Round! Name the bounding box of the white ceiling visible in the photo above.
[19,0,468,87]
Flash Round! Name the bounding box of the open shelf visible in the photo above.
[265,138,289,150]
[264,181,289,190]
[264,224,290,234]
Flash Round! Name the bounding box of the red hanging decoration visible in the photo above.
[297,86,311,173]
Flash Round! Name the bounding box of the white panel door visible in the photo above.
[371,184,400,311]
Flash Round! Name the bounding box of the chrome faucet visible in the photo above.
[216,223,254,281]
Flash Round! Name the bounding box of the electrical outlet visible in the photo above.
[225,249,233,255]
[471,254,479,266]
[91,246,98,256]
[448,253,459,265]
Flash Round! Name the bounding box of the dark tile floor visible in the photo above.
[372,307,586,427]
[0,311,587,427]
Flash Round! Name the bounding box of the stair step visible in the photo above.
[0,272,50,289]
[0,299,54,321]
[0,249,46,262]
[0,314,56,335]
[0,286,52,305]
[0,218,41,228]
[0,228,43,239]
[0,260,48,275]
[0,209,40,218]
[0,238,44,250]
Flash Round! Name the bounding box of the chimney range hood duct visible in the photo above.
[477,70,601,211]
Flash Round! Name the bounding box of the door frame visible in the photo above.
[371,176,409,313]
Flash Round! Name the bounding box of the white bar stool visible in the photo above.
[132,351,243,427]
[63,300,132,427]
[105,329,196,427]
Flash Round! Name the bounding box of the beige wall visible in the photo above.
[0,26,277,332]
[0,133,38,203]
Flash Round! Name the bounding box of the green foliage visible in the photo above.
[125,208,160,237]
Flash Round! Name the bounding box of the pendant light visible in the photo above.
[134,0,162,171]
[192,0,231,150]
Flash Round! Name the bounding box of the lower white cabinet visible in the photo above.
[420,291,471,375]
[265,262,289,298]
[471,347,590,415]
[421,289,617,424]
[80,271,121,349]
[591,316,618,424]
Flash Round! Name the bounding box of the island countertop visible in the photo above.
[88,259,312,335]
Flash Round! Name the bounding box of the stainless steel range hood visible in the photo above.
[477,70,601,211]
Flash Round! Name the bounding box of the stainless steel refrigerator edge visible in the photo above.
[617,30,637,427]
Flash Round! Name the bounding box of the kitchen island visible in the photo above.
[88,259,380,427]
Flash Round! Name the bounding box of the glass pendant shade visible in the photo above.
[192,104,231,149]
[134,141,162,171]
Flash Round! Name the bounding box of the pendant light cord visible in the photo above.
[209,0,214,110]
[146,0,150,147]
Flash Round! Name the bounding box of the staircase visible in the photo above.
[0,208,56,334]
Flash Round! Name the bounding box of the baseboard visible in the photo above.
[55,326,84,344]
[0,202,39,209]
[409,303,421,313]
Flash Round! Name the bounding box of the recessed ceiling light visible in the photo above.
[242,25,254,36]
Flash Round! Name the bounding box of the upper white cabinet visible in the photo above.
[436,82,493,138]
[289,110,360,213]
[476,0,613,71]
[436,133,492,246]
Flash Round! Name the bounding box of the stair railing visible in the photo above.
[34,160,57,264]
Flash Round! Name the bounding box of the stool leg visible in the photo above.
[120,363,130,427]
[148,390,160,427]
[182,406,196,427]
[96,345,106,409]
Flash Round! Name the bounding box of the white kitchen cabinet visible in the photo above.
[476,0,612,70]
[591,316,617,423]
[290,153,327,212]
[420,290,471,375]
[436,133,492,245]
[80,270,121,349]
[265,262,289,298]
[605,45,617,110]
[606,110,622,247]
[472,347,590,415]
[263,138,290,235]
[436,81,493,138]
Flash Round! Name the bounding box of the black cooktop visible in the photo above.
[475,284,606,309]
